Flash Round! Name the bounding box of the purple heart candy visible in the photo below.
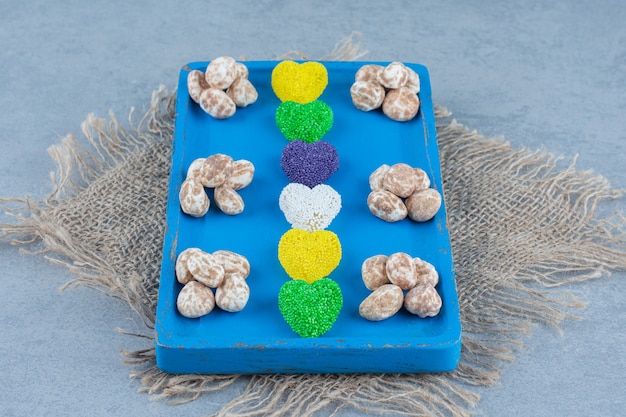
[281,140,339,187]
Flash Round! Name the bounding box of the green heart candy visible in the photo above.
[275,100,334,143]
[278,278,343,338]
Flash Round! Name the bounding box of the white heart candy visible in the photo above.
[279,183,342,232]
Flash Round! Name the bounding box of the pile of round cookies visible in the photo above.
[350,62,421,122]
[187,56,258,119]
[359,252,442,321]
[367,162,442,222]
[175,248,251,318]
[179,153,255,216]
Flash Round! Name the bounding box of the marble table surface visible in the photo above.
[1,1,624,416]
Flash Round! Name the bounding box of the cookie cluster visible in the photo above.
[271,60,344,338]
[176,57,259,321]
[350,62,421,122]
[367,163,442,223]
[358,253,442,321]
[187,56,258,119]
[179,154,254,217]
[175,248,251,318]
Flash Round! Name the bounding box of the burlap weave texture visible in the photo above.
[1,82,625,416]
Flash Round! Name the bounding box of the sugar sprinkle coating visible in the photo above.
[275,100,334,143]
[278,228,342,283]
[271,60,328,104]
[272,60,345,339]
[279,183,342,232]
[280,140,339,188]
[278,278,343,338]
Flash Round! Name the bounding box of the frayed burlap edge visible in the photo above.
[0,87,175,329]
[2,35,626,417]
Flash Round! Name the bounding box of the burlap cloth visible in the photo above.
[2,41,626,416]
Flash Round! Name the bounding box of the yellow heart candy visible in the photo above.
[271,61,328,104]
[278,229,341,283]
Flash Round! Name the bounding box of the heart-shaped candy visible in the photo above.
[275,100,333,143]
[278,278,343,338]
[278,228,342,283]
[271,60,328,104]
[280,140,339,187]
[279,183,341,232]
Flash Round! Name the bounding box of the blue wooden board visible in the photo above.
[155,61,461,374]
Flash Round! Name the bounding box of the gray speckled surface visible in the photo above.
[1,1,624,416]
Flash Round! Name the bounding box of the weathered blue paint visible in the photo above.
[155,61,461,374]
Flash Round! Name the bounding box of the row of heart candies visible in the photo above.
[271,60,344,338]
